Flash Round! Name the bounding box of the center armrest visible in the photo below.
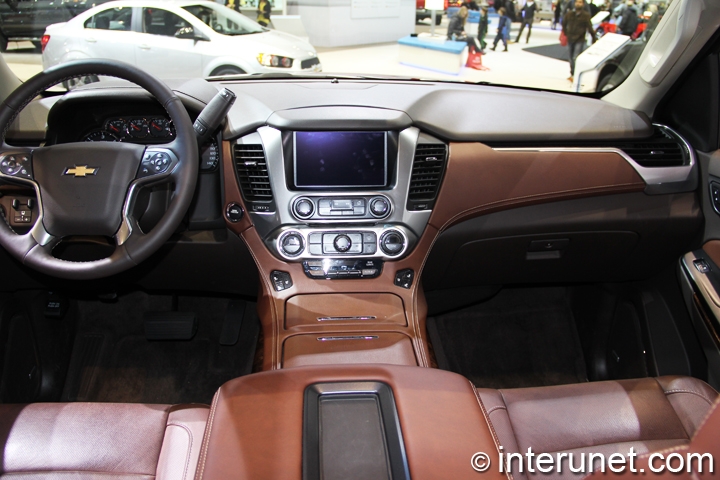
[195,365,506,480]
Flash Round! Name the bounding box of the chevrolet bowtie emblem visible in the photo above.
[64,166,98,177]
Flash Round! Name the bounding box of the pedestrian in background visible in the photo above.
[552,0,562,29]
[491,7,510,51]
[256,0,271,27]
[515,0,537,43]
[478,4,489,52]
[617,0,639,36]
[562,0,596,81]
[447,6,487,69]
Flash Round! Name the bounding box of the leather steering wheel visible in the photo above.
[0,59,198,279]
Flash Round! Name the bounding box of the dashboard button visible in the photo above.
[333,234,352,253]
[370,197,390,217]
[225,203,244,223]
[362,232,377,243]
[280,232,304,257]
[308,233,322,244]
[380,230,405,256]
[309,245,322,255]
[294,198,314,218]
[363,243,377,254]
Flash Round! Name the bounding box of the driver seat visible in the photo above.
[0,402,208,480]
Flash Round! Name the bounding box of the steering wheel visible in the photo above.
[0,59,198,279]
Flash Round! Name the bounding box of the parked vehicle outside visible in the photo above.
[41,0,321,78]
[0,0,108,51]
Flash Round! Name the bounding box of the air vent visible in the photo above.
[234,144,273,205]
[619,128,688,168]
[407,143,447,211]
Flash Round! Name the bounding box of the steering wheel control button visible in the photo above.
[139,151,173,177]
[225,203,244,223]
[333,234,352,252]
[271,271,293,291]
[293,198,314,218]
[394,269,414,289]
[370,197,390,217]
[380,230,405,256]
[1,154,32,178]
[280,232,304,257]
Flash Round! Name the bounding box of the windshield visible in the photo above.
[182,3,264,35]
[0,0,676,94]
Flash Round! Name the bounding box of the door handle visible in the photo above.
[85,37,97,43]
[139,44,151,50]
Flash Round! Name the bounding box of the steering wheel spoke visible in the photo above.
[137,145,181,180]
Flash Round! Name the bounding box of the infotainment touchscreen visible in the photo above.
[294,131,387,188]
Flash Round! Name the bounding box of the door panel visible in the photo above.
[135,8,202,78]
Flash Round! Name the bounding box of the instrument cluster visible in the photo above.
[82,116,175,143]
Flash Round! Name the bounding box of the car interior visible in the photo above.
[0,0,719,479]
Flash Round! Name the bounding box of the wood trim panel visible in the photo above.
[429,143,646,231]
[222,140,646,371]
[285,293,407,328]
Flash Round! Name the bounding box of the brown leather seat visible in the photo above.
[0,402,209,480]
[476,376,718,480]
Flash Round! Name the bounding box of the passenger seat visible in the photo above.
[476,376,718,479]
[0,403,209,480]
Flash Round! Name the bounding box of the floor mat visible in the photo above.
[522,43,569,62]
[427,287,587,389]
[62,292,259,404]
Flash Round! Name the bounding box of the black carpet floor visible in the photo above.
[523,43,569,62]
[62,292,259,404]
[428,287,587,389]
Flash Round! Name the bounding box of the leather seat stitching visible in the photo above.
[195,391,220,480]
[486,405,508,415]
[471,383,514,480]
[2,471,156,477]
[166,422,194,480]
[663,389,716,406]
[540,438,691,457]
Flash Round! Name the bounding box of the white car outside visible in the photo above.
[41,0,321,79]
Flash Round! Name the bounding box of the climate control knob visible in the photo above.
[280,232,304,257]
[380,230,405,256]
[293,198,314,218]
[333,234,352,253]
[369,197,390,217]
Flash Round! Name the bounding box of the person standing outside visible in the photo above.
[562,0,596,81]
[552,0,562,29]
[478,4,489,52]
[491,7,510,51]
[617,0,639,36]
[256,0,272,27]
[515,0,538,43]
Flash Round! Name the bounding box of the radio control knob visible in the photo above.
[280,232,304,257]
[370,197,390,217]
[380,230,405,256]
[333,234,352,253]
[294,198,314,218]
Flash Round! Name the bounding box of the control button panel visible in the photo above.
[291,195,391,221]
[0,195,36,228]
[271,270,293,291]
[0,153,32,179]
[271,226,411,261]
[302,259,383,280]
[394,269,414,289]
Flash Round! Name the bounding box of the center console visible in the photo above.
[222,123,448,370]
[194,365,505,480]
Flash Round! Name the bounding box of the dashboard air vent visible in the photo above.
[619,128,688,168]
[407,143,447,210]
[234,144,273,205]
